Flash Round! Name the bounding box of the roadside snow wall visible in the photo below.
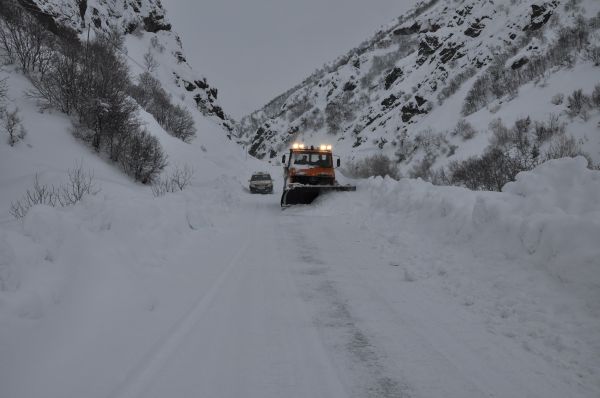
[322,157,600,300]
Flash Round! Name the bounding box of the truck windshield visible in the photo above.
[292,152,332,168]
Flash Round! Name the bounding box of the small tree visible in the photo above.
[2,107,26,146]
[120,129,167,183]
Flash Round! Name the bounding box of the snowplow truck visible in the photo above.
[280,143,356,206]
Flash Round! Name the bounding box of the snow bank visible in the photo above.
[320,157,600,292]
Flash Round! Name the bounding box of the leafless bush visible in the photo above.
[120,129,167,184]
[437,67,477,105]
[0,77,6,101]
[9,175,59,219]
[345,154,400,180]
[129,72,196,142]
[9,163,99,219]
[566,89,591,118]
[0,4,54,74]
[58,162,99,206]
[551,93,564,105]
[489,118,512,147]
[591,84,600,109]
[143,50,158,72]
[534,114,564,143]
[409,154,436,180]
[1,107,26,146]
[587,45,600,66]
[447,148,525,191]
[151,164,194,197]
[544,134,582,160]
[453,119,477,140]
[150,36,164,53]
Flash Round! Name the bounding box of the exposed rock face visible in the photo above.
[26,0,235,134]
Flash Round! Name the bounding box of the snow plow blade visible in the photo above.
[281,184,356,207]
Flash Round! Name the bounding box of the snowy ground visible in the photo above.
[1,67,599,398]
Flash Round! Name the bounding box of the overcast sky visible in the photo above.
[161,0,418,119]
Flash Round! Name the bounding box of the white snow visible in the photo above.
[1,2,600,397]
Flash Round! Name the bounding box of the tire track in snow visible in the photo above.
[280,217,413,398]
[108,205,263,398]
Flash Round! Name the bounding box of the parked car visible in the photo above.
[249,172,273,194]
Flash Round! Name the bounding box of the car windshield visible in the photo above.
[251,174,271,181]
[292,152,332,168]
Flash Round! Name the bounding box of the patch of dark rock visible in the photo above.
[212,106,225,120]
[393,21,420,35]
[195,79,209,90]
[183,80,195,92]
[174,51,186,63]
[343,81,357,91]
[401,102,428,123]
[381,94,397,108]
[209,87,218,99]
[511,57,529,70]
[439,43,464,64]
[415,95,427,106]
[464,21,485,38]
[384,67,403,90]
[352,136,366,148]
[523,4,554,32]
[143,11,171,33]
[417,35,441,65]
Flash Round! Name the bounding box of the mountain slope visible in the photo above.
[241,0,600,175]
[23,0,236,134]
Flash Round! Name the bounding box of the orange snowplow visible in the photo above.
[280,143,356,206]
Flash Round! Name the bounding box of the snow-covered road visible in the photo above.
[84,191,594,398]
[1,161,598,398]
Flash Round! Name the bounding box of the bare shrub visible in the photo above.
[544,134,582,160]
[58,162,99,206]
[120,129,167,184]
[587,45,600,66]
[591,84,600,109]
[437,67,477,105]
[345,154,400,180]
[566,89,591,118]
[0,77,6,101]
[1,107,26,146]
[9,163,99,219]
[409,154,436,180]
[489,118,512,147]
[151,164,194,197]
[0,4,53,74]
[448,148,525,191]
[453,119,477,140]
[534,114,564,143]
[129,72,196,142]
[164,104,196,143]
[551,93,564,105]
[143,50,158,72]
[9,175,59,219]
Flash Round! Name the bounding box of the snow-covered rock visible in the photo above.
[241,0,600,174]
[26,0,236,134]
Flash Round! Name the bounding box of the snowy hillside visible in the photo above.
[241,0,600,176]
[26,0,236,134]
